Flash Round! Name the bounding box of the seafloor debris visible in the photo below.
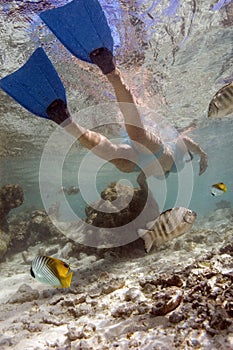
[150,287,183,316]
[0,184,24,260]
[85,181,159,229]
[8,284,39,304]
[0,184,24,229]
[79,181,160,248]
[0,234,233,349]
[139,273,184,289]
[8,209,67,256]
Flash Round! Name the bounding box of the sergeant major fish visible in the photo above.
[208,82,233,118]
[138,207,197,253]
[30,255,73,288]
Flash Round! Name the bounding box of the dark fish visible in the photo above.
[58,186,80,195]
[138,207,197,253]
[208,82,233,118]
[30,256,73,288]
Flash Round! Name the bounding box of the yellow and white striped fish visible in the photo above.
[138,207,197,253]
[208,82,233,118]
[30,255,73,288]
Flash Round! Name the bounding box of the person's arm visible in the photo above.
[182,136,208,175]
[65,120,138,172]
[46,98,138,172]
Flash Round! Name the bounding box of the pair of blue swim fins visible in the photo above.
[0,0,114,120]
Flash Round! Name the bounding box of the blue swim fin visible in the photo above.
[40,0,114,63]
[0,48,67,119]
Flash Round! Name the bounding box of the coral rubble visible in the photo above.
[0,184,23,260]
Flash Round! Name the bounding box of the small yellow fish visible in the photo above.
[208,82,233,118]
[30,256,73,288]
[211,182,227,196]
[138,207,197,253]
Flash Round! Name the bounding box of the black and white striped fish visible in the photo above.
[138,207,197,253]
[30,255,73,288]
[208,82,233,118]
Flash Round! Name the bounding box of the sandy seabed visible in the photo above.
[0,205,233,350]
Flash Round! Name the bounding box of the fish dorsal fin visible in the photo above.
[162,207,184,221]
[48,256,70,278]
[146,219,156,229]
[160,208,174,216]
[147,209,175,229]
[137,229,148,238]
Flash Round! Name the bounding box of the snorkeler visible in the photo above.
[0,0,208,188]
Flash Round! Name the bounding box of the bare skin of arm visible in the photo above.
[136,146,174,188]
[47,48,207,181]
[46,99,138,173]
[47,47,163,176]
[64,120,138,173]
[51,66,164,174]
[137,133,208,187]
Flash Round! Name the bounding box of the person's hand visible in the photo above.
[199,153,208,175]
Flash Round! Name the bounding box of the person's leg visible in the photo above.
[46,99,138,173]
[90,48,163,154]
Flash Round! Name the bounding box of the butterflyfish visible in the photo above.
[138,207,197,253]
[30,255,73,288]
[211,182,227,196]
[208,82,233,118]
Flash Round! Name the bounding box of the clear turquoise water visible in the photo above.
[1,117,233,223]
[0,0,233,224]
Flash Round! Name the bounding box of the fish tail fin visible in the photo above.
[137,229,154,253]
[60,271,73,288]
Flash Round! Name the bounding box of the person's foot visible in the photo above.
[46,99,72,126]
[90,47,116,74]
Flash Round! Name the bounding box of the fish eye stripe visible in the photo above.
[30,267,35,278]
[184,212,193,223]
